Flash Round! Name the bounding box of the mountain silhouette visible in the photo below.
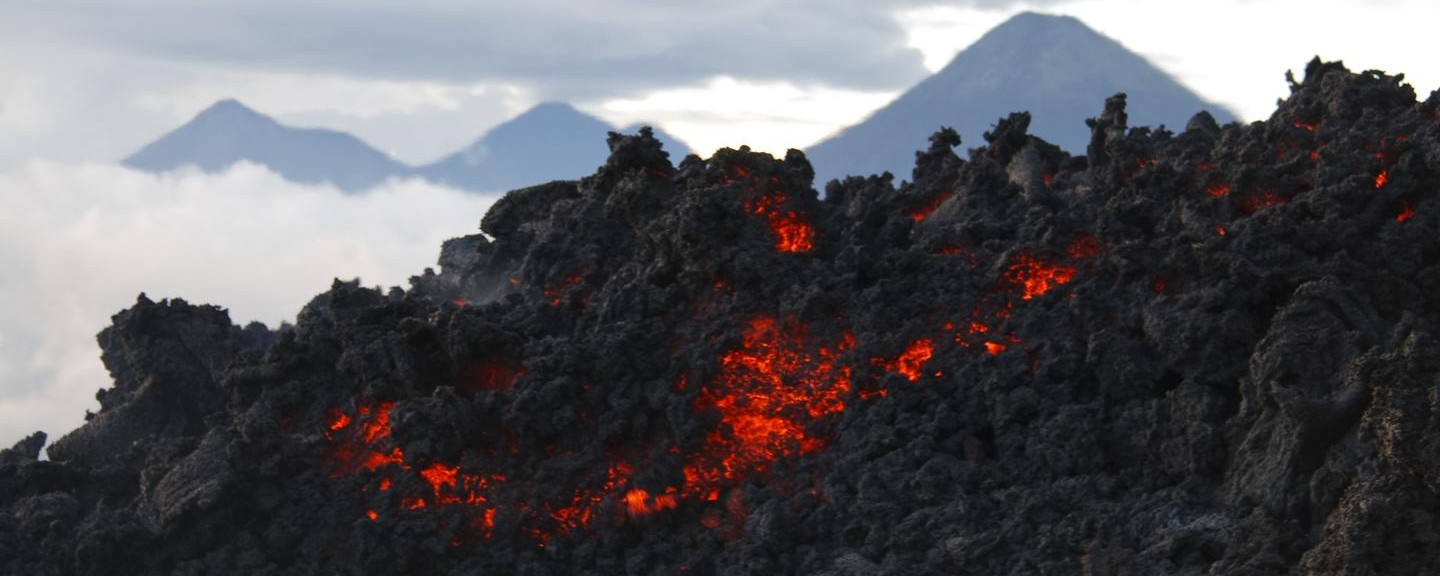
[125,100,692,193]
[419,102,692,192]
[123,99,409,191]
[804,12,1238,184]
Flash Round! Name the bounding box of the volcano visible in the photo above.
[804,12,1238,184]
[123,99,411,191]
[6,60,1440,574]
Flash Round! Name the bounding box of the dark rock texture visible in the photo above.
[7,61,1440,575]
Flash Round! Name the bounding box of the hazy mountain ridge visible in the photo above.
[125,100,692,193]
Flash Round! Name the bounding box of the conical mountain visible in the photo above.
[804,12,1237,184]
[420,102,693,192]
[123,99,409,191]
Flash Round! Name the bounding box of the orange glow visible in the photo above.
[1004,253,1075,300]
[1397,199,1415,223]
[683,317,853,499]
[623,488,680,518]
[1206,185,1230,198]
[856,387,887,401]
[325,402,505,540]
[983,342,1006,356]
[326,408,351,432]
[877,338,933,382]
[420,462,459,503]
[909,191,953,222]
[770,211,815,253]
[1375,170,1389,188]
[361,402,394,444]
[1293,120,1317,132]
[543,274,585,307]
[367,510,378,521]
[361,448,404,472]
[742,182,815,253]
[1216,226,1226,237]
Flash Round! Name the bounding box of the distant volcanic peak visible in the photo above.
[805,10,1235,182]
[12,61,1440,575]
[196,98,266,119]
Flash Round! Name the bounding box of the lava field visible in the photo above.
[5,60,1440,575]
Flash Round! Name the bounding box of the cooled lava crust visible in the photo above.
[6,60,1440,575]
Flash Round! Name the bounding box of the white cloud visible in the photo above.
[0,161,499,448]
[595,76,898,157]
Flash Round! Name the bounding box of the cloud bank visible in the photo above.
[0,162,499,446]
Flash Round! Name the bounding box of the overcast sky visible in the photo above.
[1,0,1438,445]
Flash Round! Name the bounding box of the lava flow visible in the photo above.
[12,59,1440,576]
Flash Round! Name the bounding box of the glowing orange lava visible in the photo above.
[1375,170,1389,188]
[910,192,953,222]
[1004,253,1075,300]
[770,211,815,253]
[683,317,853,500]
[326,408,351,432]
[983,342,1006,356]
[876,338,934,382]
[1397,199,1415,223]
[741,181,815,253]
[1206,185,1230,198]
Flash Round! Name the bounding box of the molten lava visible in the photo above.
[876,338,934,382]
[683,317,853,499]
[1397,199,1415,223]
[1004,253,1076,300]
[910,192,953,222]
[769,211,815,253]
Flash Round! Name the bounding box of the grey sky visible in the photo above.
[3,1,1068,99]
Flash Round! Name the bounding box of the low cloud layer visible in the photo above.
[0,162,499,447]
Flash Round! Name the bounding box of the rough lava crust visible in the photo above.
[5,60,1440,575]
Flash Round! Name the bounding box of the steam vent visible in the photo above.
[7,60,1440,575]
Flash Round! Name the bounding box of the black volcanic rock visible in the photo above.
[8,60,1440,575]
[124,100,411,191]
[805,12,1238,185]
